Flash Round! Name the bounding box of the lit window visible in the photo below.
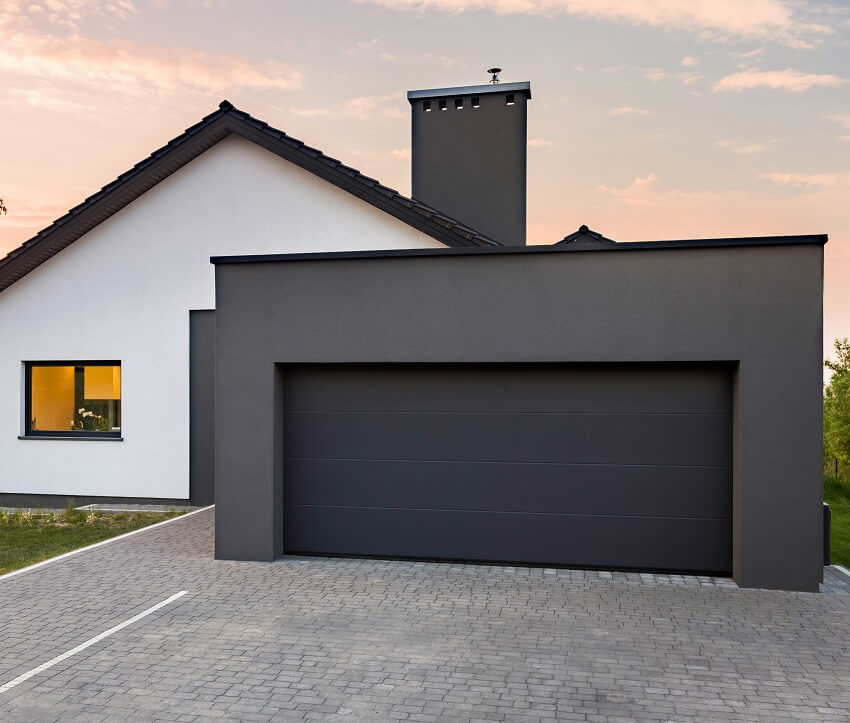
[26,362,121,437]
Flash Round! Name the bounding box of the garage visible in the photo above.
[283,363,732,573]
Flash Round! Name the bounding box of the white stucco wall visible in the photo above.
[0,135,443,498]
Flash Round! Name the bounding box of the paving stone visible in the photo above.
[0,509,848,722]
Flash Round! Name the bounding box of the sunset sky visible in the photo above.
[1,0,849,358]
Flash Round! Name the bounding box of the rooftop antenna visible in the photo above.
[487,67,502,84]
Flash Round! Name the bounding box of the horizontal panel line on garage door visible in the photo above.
[285,457,730,469]
[285,504,729,521]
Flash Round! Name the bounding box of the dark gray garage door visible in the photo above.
[283,364,732,573]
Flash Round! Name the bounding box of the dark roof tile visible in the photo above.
[556,225,616,245]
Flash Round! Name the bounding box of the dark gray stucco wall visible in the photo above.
[190,310,215,506]
[213,241,824,591]
[411,90,527,246]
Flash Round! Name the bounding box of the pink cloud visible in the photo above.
[0,35,303,96]
[610,106,652,116]
[358,0,833,46]
[0,6,302,100]
[715,139,772,154]
[760,171,850,188]
[714,69,846,93]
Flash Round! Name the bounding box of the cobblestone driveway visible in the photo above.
[0,508,848,722]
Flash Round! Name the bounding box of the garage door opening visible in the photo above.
[282,363,732,574]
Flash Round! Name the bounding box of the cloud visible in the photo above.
[826,113,850,129]
[390,147,411,160]
[290,107,332,118]
[715,139,771,154]
[289,94,406,122]
[610,106,652,116]
[597,173,666,207]
[357,0,833,47]
[0,4,303,102]
[3,0,137,30]
[0,36,303,96]
[344,94,403,120]
[681,55,699,67]
[760,171,850,188]
[527,138,554,147]
[345,38,462,69]
[643,66,701,86]
[714,69,846,93]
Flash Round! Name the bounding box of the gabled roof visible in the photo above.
[0,100,499,294]
[556,225,616,245]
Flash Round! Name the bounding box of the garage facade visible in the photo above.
[212,236,825,591]
[283,363,732,573]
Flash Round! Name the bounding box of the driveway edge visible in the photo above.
[0,505,214,583]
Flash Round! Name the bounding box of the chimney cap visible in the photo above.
[407,81,531,103]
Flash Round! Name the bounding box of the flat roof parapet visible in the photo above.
[211,233,827,265]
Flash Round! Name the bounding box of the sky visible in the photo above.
[1,0,849,360]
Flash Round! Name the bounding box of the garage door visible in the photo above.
[283,364,732,573]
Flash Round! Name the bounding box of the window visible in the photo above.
[438,99,447,111]
[455,98,463,110]
[25,362,121,438]
[471,97,480,108]
[423,100,431,112]
[505,94,515,106]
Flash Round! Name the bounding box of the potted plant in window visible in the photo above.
[73,408,108,432]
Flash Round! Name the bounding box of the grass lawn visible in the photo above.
[825,475,850,568]
[0,508,187,575]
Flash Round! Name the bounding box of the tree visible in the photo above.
[824,338,850,470]
[0,198,6,214]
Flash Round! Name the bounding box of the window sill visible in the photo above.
[18,435,123,442]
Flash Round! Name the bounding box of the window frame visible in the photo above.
[23,360,122,440]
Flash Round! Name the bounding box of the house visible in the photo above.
[0,88,505,507]
[1,78,826,592]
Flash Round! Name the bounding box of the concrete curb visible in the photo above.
[832,564,850,582]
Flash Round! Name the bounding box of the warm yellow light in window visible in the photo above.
[31,366,74,431]
[84,365,121,400]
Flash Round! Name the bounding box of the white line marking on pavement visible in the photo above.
[0,505,214,583]
[0,590,188,695]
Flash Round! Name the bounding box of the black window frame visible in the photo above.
[24,360,122,440]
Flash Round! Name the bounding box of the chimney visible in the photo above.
[407,72,531,246]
